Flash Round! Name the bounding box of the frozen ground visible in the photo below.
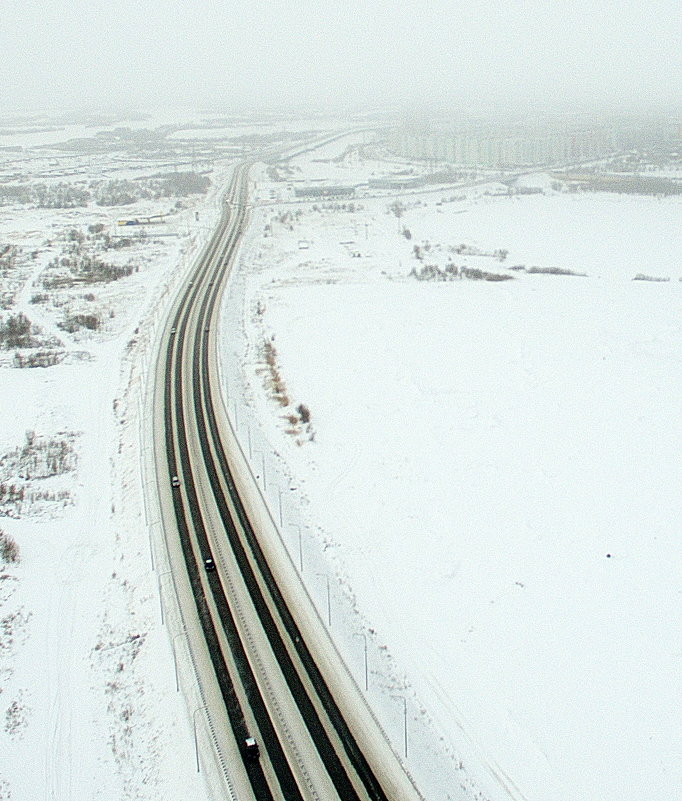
[0,110,241,800]
[221,152,682,801]
[2,113,680,801]
[0,112,385,801]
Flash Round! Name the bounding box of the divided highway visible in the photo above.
[152,162,423,801]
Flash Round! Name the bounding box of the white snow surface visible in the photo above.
[221,159,682,801]
[0,138,232,799]
[2,118,681,801]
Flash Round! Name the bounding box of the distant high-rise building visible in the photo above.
[384,116,674,169]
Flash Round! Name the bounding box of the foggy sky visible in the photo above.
[2,0,681,115]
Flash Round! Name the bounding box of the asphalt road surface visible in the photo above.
[150,161,424,801]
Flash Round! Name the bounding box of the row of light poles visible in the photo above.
[230,412,412,760]
[159,388,411,765]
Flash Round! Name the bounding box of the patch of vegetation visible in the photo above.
[58,313,101,333]
[262,339,289,406]
[40,226,150,288]
[0,170,210,208]
[0,483,25,512]
[0,313,40,349]
[526,266,587,277]
[461,266,514,282]
[0,431,77,517]
[44,252,136,288]
[94,172,210,206]
[0,430,77,481]
[409,264,513,282]
[568,174,682,196]
[284,403,315,443]
[0,528,19,563]
[633,274,670,282]
[0,245,23,309]
[0,184,34,206]
[413,241,508,263]
[0,244,19,274]
[4,692,29,739]
[310,202,362,213]
[12,350,65,368]
[34,182,90,208]
[451,244,508,260]
[273,209,303,230]
[0,181,90,208]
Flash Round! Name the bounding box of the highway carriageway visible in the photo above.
[153,161,423,801]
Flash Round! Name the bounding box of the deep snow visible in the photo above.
[0,113,235,800]
[220,149,682,801]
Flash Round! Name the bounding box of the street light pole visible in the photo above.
[192,706,204,772]
[253,450,267,491]
[148,518,159,572]
[354,633,368,691]
[391,695,408,758]
[172,631,185,692]
[157,569,172,626]
[289,524,303,573]
[316,573,331,627]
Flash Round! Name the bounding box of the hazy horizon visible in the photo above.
[2,0,681,118]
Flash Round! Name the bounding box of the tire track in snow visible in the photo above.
[46,563,76,801]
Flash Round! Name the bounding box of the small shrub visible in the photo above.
[58,313,101,333]
[0,529,19,563]
[12,350,65,368]
[410,264,513,282]
[0,312,39,348]
[633,274,670,282]
[481,272,515,282]
[526,266,586,277]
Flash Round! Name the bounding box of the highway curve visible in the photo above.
[153,160,424,801]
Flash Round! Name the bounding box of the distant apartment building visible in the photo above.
[386,122,618,168]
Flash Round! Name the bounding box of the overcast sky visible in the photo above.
[2,0,681,115]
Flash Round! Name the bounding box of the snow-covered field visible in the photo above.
[222,148,682,801]
[0,112,392,801]
[0,110,242,800]
[2,113,680,801]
